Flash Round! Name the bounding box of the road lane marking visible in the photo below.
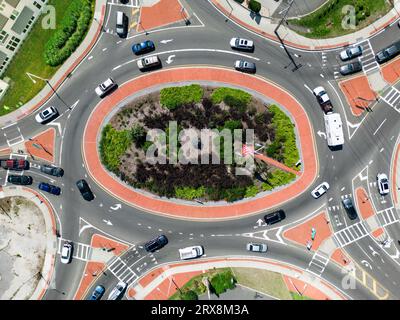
[373,118,386,135]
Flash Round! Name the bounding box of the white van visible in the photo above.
[116,11,128,37]
[137,55,161,70]
[179,246,204,260]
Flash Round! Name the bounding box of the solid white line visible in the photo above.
[112,48,260,71]
[373,118,386,135]
[1,122,16,130]
[303,84,313,94]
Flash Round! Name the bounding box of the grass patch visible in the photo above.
[160,84,203,110]
[99,125,132,172]
[289,0,391,39]
[268,105,299,169]
[174,186,206,200]
[232,267,292,300]
[290,292,314,300]
[0,0,94,115]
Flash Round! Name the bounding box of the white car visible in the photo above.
[377,173,390,195]
[313,86,330,105]
[230,37,254,51]
[179,246,204,260]
[35,106,58,124]
[95,78,117,98]
[246,242,268,253]
[107,281,127,300]
[60,242,73,264]
[311,182,330,199]
[137,55,161,70]
[339,45,363,61]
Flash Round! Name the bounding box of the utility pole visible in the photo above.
[274,0,301,72]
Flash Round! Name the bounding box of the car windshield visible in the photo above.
[61,247,69,258]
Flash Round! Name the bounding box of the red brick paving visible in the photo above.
[283,211,332,251]
[282,275,330,300]
[91,234,129,256]
[331,248,351,267]
[355,187,375,220]
[372,228,384,238]
[83,67,318,219]
[138,0,184,32]
[339,75,377,116]
[25,128,55,163]
[381,56,400,84]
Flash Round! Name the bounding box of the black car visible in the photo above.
[342,198,358,220]
[264,210,286,225]
[145,235,168,252]
[376,43,400,64]
[339,61,362,76]
[40,164,64,177]
[7,175,33,185]
[76,179,94,201]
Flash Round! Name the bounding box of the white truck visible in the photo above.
[324,113,344,147]
[179,246,204,260]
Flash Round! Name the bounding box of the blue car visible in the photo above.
[89,285,105,300]
[132,40,155,55]
[38,182,61,195]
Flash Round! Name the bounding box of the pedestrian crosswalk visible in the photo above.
[376,207,399,227]
[381,87,400,113]
[307,251,330,277]
[357,40,379,74]
[333,222,369,247]
[107,256,138,284]
[57,238,92,261]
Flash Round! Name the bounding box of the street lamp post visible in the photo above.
[181,7,190,25]
[138,21,148,35]
[94,17,106,32]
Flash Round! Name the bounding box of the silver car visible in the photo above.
[35,106,58,124]
[230,37,254,51]
[234,60,256,73]
[107,281,127,300]
[340,45,363,61]
[246,242,268,252]
[377,173,390,195]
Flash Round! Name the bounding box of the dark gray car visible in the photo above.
[342,198,358,220]
[40,164,64,177]
[234,60,256,73]
[339,61,362,75]
[376,43,400,64]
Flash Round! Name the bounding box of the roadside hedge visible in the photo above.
[249,0,261,13]
[160,84,203,110]
[44,0,93,66]
[211,87,251,107]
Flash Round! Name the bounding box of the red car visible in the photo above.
[0,159,30,170]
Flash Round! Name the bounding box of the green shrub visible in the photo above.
[249,0,261,13]
[179,290,198,300]
[44,0,93,66]
[160,84,203,110]
[245,185,259,197]
[224,187,247,202]
[223,119,242,131]
[131,124,146,147]
[263,170,296,189]
[210,270,236,295]
[99,125,131,171]
[175,186,206,200]
[211,87,251,107]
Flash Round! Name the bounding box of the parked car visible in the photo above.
[137,55,161,70]
[339,45,363,61]
[377,173,390,195]
[246,242,268,253]
[0,159,29,171]
[35,106,59,124]
[76,179,94,201]
[116,11,128,38]
[339,61,362,76]
[89,285,105,300]
[342,198,358,220]
[145,234,168,252]
[230,37,254,51]
[132,40,155,55]
[39,182,61,195]
[376,42,400,64]
[107,281,127,300]
[60,242,73,264]
[40,164,64,177]
[7,175,33,185]
[311,182,330,199]
[179,246,204,260]
[95,78,117,98]
[234,60,256,73]
[264,210,286,225]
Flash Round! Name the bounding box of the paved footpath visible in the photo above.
[83,67,318,220]
[211,0,400,50]
[0,186,58,300]
[128,257,347,300]
[0,0,107,128]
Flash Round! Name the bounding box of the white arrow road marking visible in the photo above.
[160,39,173,44]
[166,55,175,64]
[79,217,94,236]
[317,130,326,139]
[103,219,113,226]
[110,203,122,210]
[47,122,62,135]
[69,100,79,111]
[256,219,263,227]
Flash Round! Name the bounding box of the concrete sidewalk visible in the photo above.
[0,186,58,300]
[212,0,400,50]
[129,257,347,300]
[0,0,108,128]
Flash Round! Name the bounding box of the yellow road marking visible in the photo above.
[130,21,137,29]
[131,8,139,16]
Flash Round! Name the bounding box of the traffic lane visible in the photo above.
[370,19,400,54]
